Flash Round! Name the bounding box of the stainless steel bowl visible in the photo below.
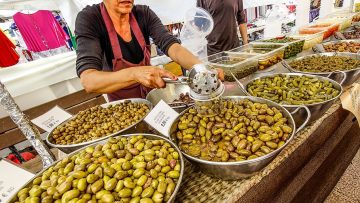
[236,73,343,122]
[285,52,360,87]
[146,84,191,113]
[168,96,310,180]
[10,134,184,203]
[46,99,153,153]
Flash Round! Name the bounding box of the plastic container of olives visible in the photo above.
[205,52,259,82]
[10,134,185,203]
[255,37,305,59]
[318,15,353,30]
[46,99,153,153]
[289,30,325,50]
[227,44,285,71]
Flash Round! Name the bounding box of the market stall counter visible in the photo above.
[17,95,358,203]
[5,13,360,202]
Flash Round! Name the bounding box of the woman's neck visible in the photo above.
[104,3,130,26]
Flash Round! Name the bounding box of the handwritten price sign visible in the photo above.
[144,100,179,137]
[31,106,72,132]
[0,160,34,202]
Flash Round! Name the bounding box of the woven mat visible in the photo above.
[175,101,342,203]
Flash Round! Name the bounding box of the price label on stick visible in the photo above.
[144,100,179,137]
[31,106,72,132]
[0,159,34,202]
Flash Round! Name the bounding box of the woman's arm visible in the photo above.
[80,66,177,93]
[167,43,202,70]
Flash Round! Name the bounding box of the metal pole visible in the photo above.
[0,81,55,168]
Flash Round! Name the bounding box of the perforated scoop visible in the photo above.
[187,64,224,101]
[163,64,224,101]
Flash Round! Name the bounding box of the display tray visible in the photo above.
[46,98,153,151]
[254,37,305,59]
[317,16,353,30]
[205,52,259,82]
[289,30,325,50]
[227,44,285,71]
[299,23,340,39]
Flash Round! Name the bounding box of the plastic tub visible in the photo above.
[206,52,259,81]
[256,37,305,59]
[228,44,285,70]
[299,23,340,39]
[317,16,353,30]
[290,30,325,50]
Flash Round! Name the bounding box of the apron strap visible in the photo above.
[100,3,122,59]
[129,12,147,49]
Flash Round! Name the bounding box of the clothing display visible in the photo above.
[0,29,19,67]
[13,10,69,52]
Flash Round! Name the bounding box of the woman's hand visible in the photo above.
[215,68,225,81]
[133,66,177,88]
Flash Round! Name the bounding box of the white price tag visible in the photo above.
[31,106,72,132]
[0,160,34,202]
[144,100,179,137]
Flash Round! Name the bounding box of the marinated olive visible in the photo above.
[247,75,340,105]
[51,102,150,145]
[174,99,293,162]
[289,55,360,72]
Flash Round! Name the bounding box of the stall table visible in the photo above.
[19,99,359,203]
[174,101,360,203]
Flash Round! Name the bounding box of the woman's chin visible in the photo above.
[118,7,133,14]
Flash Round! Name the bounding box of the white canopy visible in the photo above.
[0,0,196,30]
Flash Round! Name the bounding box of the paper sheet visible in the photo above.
[341,83,360,126]
[0,160,34,202]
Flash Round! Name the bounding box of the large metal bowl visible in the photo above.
[236,73,343,122]
[10,134,185,203]
[285,52,360,87]
[146,84,191,113]
[46,99,153,153]
[168,96,310,180]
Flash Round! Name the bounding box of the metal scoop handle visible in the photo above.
[163,76,189,84]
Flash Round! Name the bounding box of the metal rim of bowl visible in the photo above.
[242,72,344,108]
[286,52,360,74]
[10,133,185,203]
[46,99,153,149]
[169,96,297,166]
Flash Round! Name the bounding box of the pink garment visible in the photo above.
[13,10,69,52]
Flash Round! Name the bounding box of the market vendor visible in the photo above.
[197,0,248,55]
[75,0,223,101]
